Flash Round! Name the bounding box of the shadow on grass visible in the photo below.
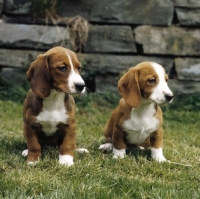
[0,136,60,162]
[0,136,26,154]
[126,147,151,161]
[100,146,152,162]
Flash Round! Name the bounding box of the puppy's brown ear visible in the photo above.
[118,67,141,108]
[26,54,50,98]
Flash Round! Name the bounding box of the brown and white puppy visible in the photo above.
[22,46,88,166]
[99,62,173,162]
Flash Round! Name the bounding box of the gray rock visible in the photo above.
[59,0,173,26]
[0,0,3,17]
[1,67,23,79]
[0,49,173,73]
[77,54,173,74]
[0,19,88,52]
[4,0,31,15]
[176,8,200,26]
[134,25,200,56]
[168,79,200,94]
[0,23,70,50]
[84,25,136,53]
[95,74,119,93]
[175,58,200,81]
[174,0,200,8]
[0,49,44,68]
[3,0,173,25]
[1,48,200,94]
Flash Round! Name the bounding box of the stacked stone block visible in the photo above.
[0,0,199,93]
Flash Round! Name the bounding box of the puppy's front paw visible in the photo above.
[153,156,167,163]
[151,148,168,163]
[59,155,74,166]
[113,148,126,159]
[26,156,40,166]
[27,160,39,166]
[99,143,113,152]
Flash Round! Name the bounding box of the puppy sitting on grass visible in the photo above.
[22,46,88,166]
[99,62,173,162]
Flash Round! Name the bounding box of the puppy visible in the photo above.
[99,62,173,162]
[22,46,88,166]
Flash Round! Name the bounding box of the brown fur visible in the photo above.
[103,62,165,151]
[23,46,81,163]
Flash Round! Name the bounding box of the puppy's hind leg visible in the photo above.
[22,149,28,157]
[99,118,114,153]
[99,136,113,152]
[99,143,113,152]
[75,148,89,154]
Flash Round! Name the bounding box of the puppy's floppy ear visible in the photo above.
[118,67,141,108]
[26,54,50,98]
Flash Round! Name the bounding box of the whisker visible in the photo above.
[79,87,89,98]
[85,87,92,94]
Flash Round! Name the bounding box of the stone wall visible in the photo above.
[0,0,200,94]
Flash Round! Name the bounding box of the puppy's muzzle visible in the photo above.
[75,82,85,92]
[165,93,173,102]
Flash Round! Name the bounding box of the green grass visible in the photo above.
[0,93,200,199]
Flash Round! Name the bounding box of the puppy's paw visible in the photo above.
[76,148,89,154]
[151,148,168,163]
[22,149,28,157]
[59,155,74,166]
[153,156,167,163]
[113,148,126,159]
[27,160,39,166]
[99,143,113,152]
[23,150,40,165]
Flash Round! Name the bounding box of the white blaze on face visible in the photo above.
[150,62,173,104]
[66,51,85,94]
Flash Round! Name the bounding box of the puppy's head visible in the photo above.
[118,62,173,107]
[26,46,85,98]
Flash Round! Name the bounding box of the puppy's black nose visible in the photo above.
[165,93,173,102]
[75,82,85,92]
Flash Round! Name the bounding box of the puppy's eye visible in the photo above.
[148,78,156,84]
[78,66,81,73]
[58,66,67,72]
[166,78,169,82]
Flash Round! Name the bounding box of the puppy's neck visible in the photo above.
[141,97,155,106]
[131,98,156,114]
[42,89,65,110]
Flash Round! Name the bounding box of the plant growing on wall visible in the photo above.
[30,0,63,20]
[30,0,89,52]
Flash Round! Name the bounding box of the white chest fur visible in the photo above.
[122,102,159,144]
[36,89,68,135]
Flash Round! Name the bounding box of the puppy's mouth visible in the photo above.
[149,98,173,105]
[69,88,86,96]
[56,86,86,95]
[148,92,174,105]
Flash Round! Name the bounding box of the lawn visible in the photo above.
[0,93,200,199]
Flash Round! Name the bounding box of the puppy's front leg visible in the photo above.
[112,126,126,159]
[150,128,167,162]
[59,125,76,166]
[23,125,41,165]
